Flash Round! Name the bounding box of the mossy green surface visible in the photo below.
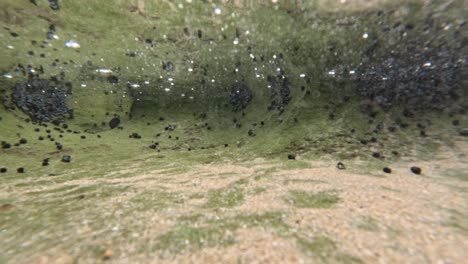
[0,0,466,262]
[286,190,340,209]
[204,186,245,209]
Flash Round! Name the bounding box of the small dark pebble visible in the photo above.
[49,0,60,10]
[129,133,141,139]
[0,168,7,173]
[459,129,468,137]
[61,155,71,163]
[38,136,44,141]
[372,152,381,158]
[410,166,422,175]
[452,120,460,126]
[78,194,85,199]
[17,167,25,173]
[337,162,346,170]
[107,75,119,84]
[287,154,296,160]
[1,142,11,149]
[383,167,392,173]
[109,117,120,129]
[80,135,86,139]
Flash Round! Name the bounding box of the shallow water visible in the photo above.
[0,0,467,263]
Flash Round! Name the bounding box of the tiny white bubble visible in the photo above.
[299,73,306,78]
[362,33,369,39]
